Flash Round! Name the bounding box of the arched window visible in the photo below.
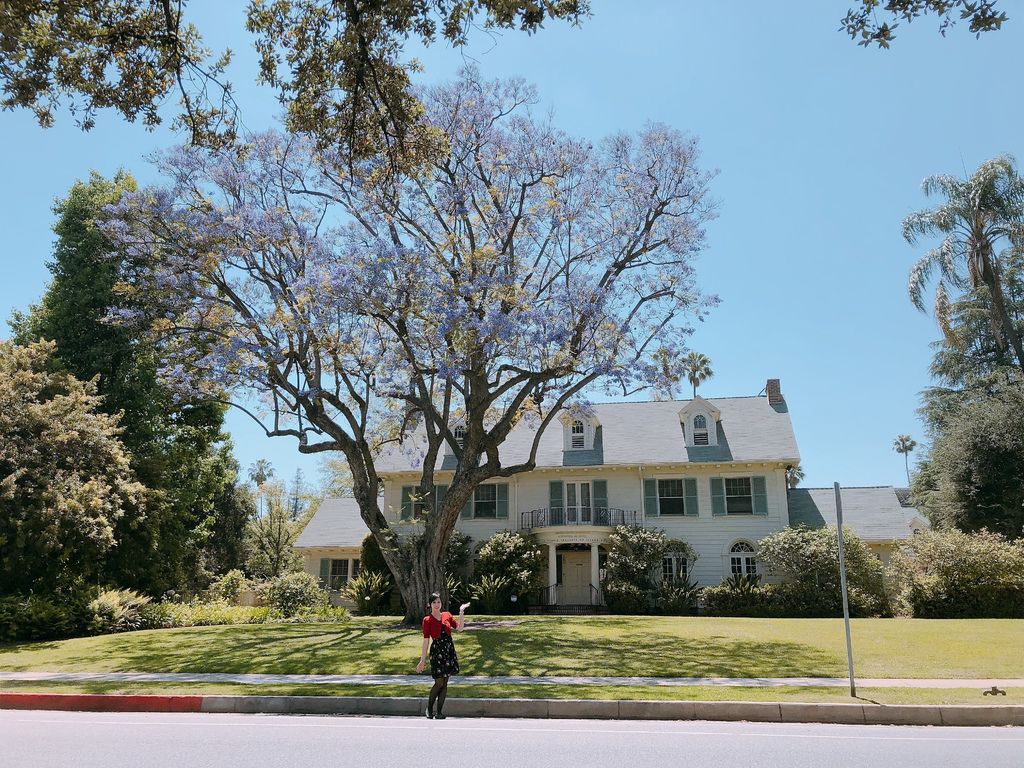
[729,541,756,576]
[571,419,585,449]
[692,413,709,445]
[453,425,465,449]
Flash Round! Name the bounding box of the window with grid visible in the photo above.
[329,559,349,589]
[409,486,430,518]
[662,553,689,583]
[453,425,465,448]
[725,477,754,514]
[473,484,497,518]
[729,542,756,576]
[657,479,686,515]
[570,419,585,449]
[692,414,709,445]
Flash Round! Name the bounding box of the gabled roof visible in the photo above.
[787,486,928,542]
[376,395,799,473]
[294,497,375,549]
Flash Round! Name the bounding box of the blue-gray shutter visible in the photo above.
[460,488,473,519]
[318,558,331,588]
[711,478,726,516]
[496,484,509,518]
[400,485,414,520]
[435,484,448,515]
[684,478,699,517]
[644,478,658,517]
[592,480,608,511]
[752,476,768,516]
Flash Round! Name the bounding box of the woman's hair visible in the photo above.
[428,592,441,604]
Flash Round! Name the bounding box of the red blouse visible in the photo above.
[422,611,459,639]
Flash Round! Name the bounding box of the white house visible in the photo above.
[294,378,926,605]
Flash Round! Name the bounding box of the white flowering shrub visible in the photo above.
[474,531,545,604]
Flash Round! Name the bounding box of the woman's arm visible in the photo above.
[415,637,430,673]
[457,602,471,632]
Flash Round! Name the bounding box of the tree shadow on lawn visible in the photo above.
[461,628,844,678]
[0,623,414,675]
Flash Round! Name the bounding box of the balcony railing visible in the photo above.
[519,507,638,530]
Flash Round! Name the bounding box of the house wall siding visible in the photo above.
[381,464,790,586]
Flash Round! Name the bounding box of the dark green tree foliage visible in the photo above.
[10,172,246,595]
[841,1,1007,48]
[918,383,1024,538]
[0,341,145,595]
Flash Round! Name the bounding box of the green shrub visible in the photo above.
[0,593,91,643]
[473,531,545,608]
[602,580,650,614]
[653,579,700,615]
[263,572,329,617]
[270,605,349,623]
[88,589,153,634]
[756,526,889,617]
[207,570,250,603]
[606,526,696,590]
[164,601,270,626]
[888,529,1024,618]
[343,571,392,616]
[445,573,472,612]
[470,574,511,614]
[701,583,778,617]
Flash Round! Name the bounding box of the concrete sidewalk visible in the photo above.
[1,671,1022,688]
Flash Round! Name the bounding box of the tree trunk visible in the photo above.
[393,540,447,627]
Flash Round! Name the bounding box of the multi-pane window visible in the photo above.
[453,425,465,448]
[657,479,686,515]
[725,477,754,514]
[692,414,709,445]
[329,559,349,590]
[662,553,689,583]
[729,542,757,576]
[409,486,431,518]
[571,419,585,449]
[473,484,497,518]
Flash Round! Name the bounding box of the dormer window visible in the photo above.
[692,415,709,445]
[453,425,465,449]
[561,411,599,451]
[571,420,585,449]
[678,397,720,448]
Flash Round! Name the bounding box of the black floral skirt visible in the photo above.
[428,631,460,678]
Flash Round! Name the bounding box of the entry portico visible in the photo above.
[533,528,611,606]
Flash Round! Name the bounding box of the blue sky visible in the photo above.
[2,1,1021,491]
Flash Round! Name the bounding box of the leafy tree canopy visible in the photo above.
[0,340,145,595]
[1,0,586,158]
[841,0,1008,48]
[103,68,718,622]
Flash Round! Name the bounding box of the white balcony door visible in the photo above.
[565,481,592,524]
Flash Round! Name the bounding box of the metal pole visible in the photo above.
[834,482,857,697]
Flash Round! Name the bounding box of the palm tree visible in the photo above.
[893,435,917,486]
[904,155,1024,373]
[248,459,274,516]
[684,352,714,398]
[785,464,805,489]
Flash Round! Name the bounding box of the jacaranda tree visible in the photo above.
[105,68,718,623]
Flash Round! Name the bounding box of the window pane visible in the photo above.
[658,479,685,515]
[662,557,674,582]
[475,485,497,518]
[725,477,751,496]
[658,479,684,497]
[659,498,686,515]
[727,495,753,514]
[744,558,757,576]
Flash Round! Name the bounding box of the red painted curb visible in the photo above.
[0,692,203,713]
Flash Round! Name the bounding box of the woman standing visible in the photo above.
[415,593,471,719]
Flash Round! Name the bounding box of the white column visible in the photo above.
[590,542,600,605]
[548,543,558,605]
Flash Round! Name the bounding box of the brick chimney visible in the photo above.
[766,378,783,405]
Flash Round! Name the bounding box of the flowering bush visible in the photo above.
[263,572,329,617]
[888,529,1024,618]
[605,526,694,588]
[602,580,649,614]
[474,531,545,605]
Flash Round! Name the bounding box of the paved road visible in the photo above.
[2,711,1022,768]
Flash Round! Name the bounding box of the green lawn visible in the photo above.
[1,616,1021,679]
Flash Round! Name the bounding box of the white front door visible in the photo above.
[561,551,590,603]
[565,482,592,524]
